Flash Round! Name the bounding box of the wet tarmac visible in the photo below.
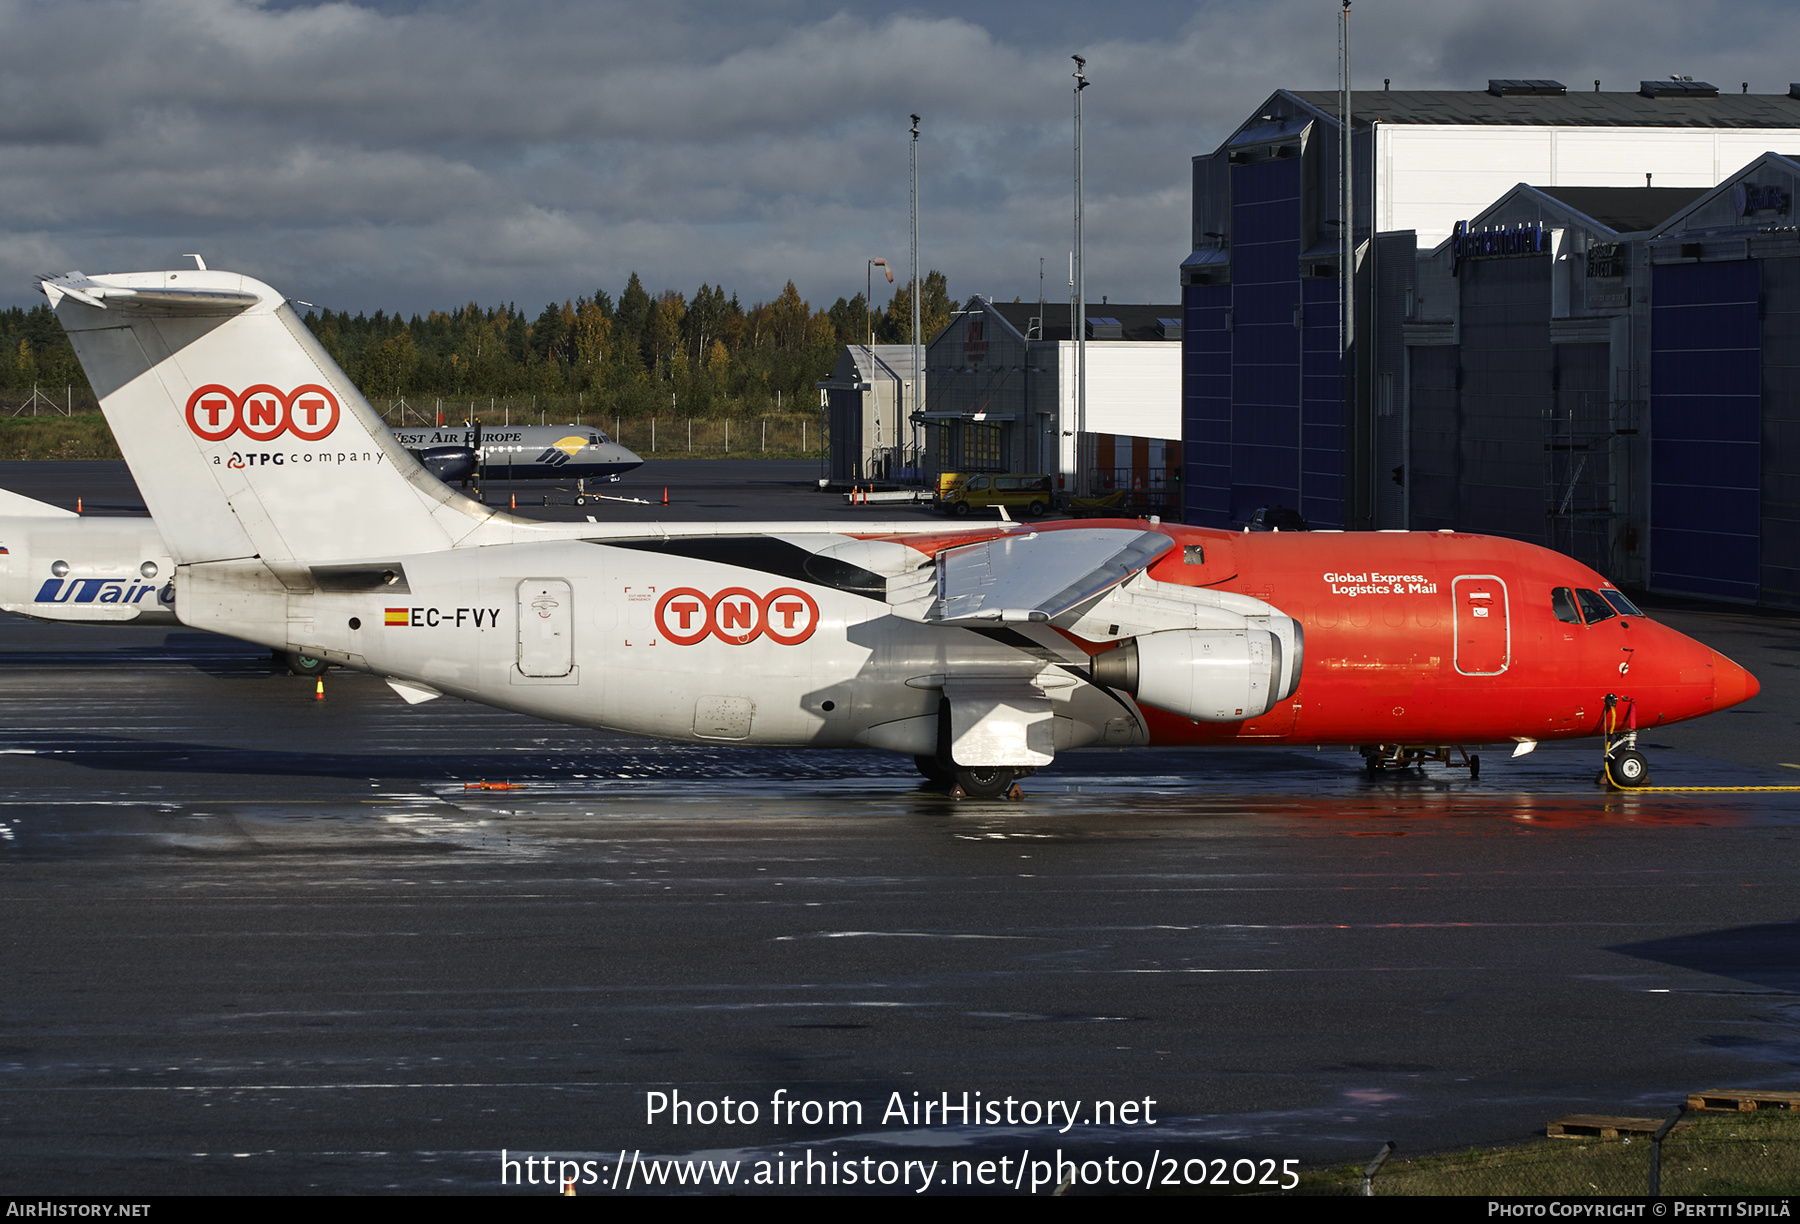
[2,462,1799,1195]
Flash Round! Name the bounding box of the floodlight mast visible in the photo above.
[911,113,922,475]
[1073,55,1089,495]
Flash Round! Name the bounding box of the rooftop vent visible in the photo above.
[1157,318,1183,340]
[1487,79,1566,96]
[1086,317,1123,340]
[1640,79,1719,98]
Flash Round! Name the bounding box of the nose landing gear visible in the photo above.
[1601,693,1651,788]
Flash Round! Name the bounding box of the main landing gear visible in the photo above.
[913,754,1031,800]
[276,648,329,677]
[1360,744,1480,780]
[1600,693,1651,788]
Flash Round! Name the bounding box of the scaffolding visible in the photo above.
[1545,391,1637,575]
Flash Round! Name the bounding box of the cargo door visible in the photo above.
[518,579,573,677]
[1452,575,1509,676]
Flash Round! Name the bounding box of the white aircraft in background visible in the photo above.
[33,266,1754,796]
[0,486,175,627]
[390,422,643,498]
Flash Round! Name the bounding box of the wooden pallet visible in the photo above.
[1687,1089,1800,1113]
[1547,1114,1693,1139]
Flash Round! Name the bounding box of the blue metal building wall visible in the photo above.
[1650,260,1761,600]
[1760,257,1800,603]
[1228,158,1302,518]
[1299,278,1344,527]
[1183,282,1233,525]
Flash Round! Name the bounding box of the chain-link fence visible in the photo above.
[1280,1108,1798,1196]
[380,398,823,460]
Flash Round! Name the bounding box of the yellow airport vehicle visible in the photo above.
[940,473,1054,518]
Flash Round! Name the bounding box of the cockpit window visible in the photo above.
[1600,590,1642,618]
[591,433,608,445]
[1551,587,1582,624]
[1576,588,1617,624]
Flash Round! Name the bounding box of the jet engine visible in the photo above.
[1091,619,1304,722]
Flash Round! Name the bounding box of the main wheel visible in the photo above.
[1027,500,1046,518]
[914,754,956,786]
[1468,753,1481,780]
[1608,748,1650,788]
[285,650,328,677]
[953,765,1015,799]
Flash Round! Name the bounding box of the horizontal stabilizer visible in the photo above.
[930,528,1174,624]
[0,486,76,518]
[38,272,259,313]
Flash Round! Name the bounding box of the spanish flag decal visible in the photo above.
[385,607,409,626]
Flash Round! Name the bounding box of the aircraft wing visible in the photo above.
[928,527,1175,625]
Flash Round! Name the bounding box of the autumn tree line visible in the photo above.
[0,273,955,421]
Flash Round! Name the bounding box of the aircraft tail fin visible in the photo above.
[41,269,508,570]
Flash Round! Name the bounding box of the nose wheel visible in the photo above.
[1601,694,1651,788]
[1605,748,1651,788]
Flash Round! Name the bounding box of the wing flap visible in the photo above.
[944,678,1055,767]
[929,528,1174,624]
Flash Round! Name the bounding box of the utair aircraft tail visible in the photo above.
[40,266,1758,797]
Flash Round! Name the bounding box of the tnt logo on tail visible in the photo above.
[186,385,340,442]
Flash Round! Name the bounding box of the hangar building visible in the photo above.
[823,297,1181,493]
[1404,150,1800,605]
[1182,79,1800,543]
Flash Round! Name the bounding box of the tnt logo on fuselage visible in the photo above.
[186,384,341,442]
[654,587,820,646]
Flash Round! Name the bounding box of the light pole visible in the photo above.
[867,257,894,478]
[867,258,892,346]
[910,113,922,477]
[1072,54,1089,494]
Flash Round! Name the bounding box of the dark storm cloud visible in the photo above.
[3,0,1799,314]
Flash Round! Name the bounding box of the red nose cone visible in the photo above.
[1712,650,1760,710]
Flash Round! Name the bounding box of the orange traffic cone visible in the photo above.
[662,487,668,505]
[314,677,325,701]
[510,492,516,509]
[76,497,82,514]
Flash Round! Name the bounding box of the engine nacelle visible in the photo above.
[1091,621,1303,722]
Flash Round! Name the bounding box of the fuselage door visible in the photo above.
[518,578,573,677]
[1452,575,1509,676]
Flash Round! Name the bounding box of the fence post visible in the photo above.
[1648,1103,1686,1197]
[652,417,656,452]
[1361,1141,1395,1196]
[725,419,730,454]
[687,418,692,452]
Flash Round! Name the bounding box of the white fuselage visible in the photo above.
[174,537,1140,754]
[0,514,176,626]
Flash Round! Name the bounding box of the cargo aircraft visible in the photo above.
[33,267,1758,796]
[390,422,643,498]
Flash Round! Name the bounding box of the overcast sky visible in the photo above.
[5,0,1799,317]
